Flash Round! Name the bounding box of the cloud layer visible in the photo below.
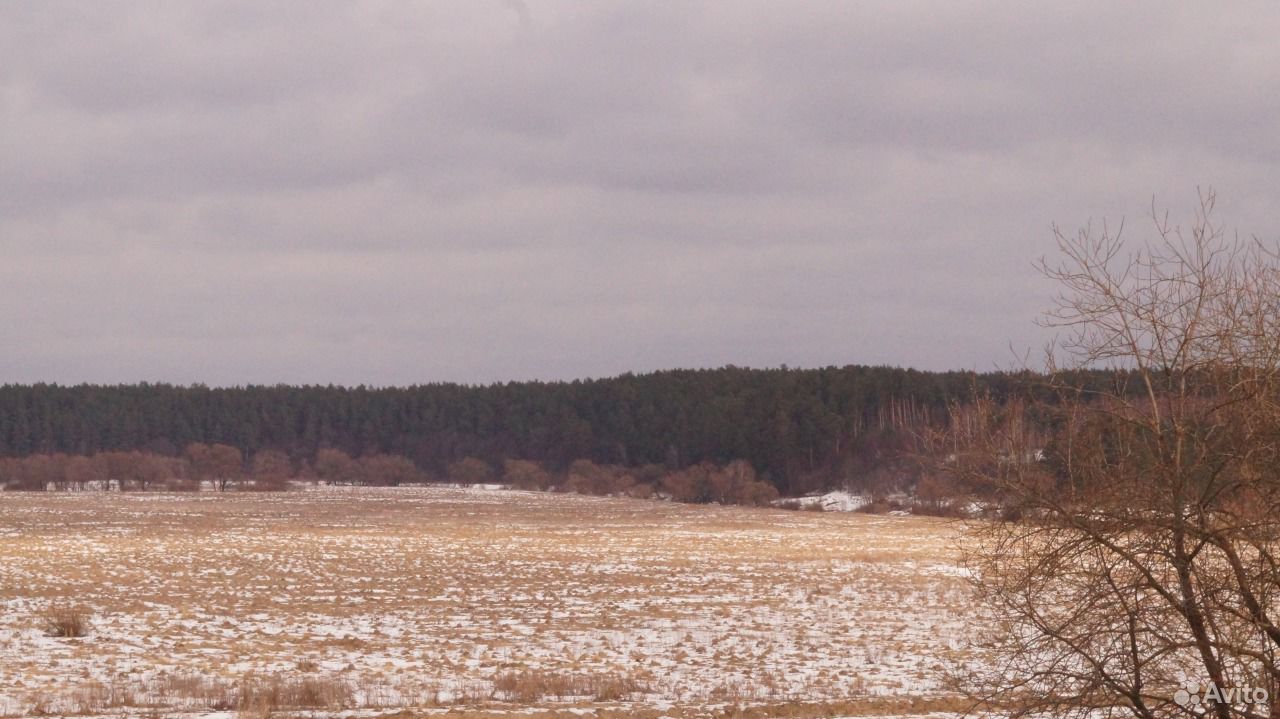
[4,1,1279,384]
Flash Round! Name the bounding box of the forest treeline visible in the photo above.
[0,365,1107,495]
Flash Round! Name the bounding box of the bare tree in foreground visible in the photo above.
[943,192,1280,718]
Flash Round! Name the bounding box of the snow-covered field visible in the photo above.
[0,486,979,718]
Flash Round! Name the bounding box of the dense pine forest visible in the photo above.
[0,365,1052,495]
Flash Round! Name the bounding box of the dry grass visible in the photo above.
[492,669,648,702]
[40,604,91,638]
[237,672,352,716]
[0,486,977,717]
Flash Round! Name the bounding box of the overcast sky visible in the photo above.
[3,2,1279,386]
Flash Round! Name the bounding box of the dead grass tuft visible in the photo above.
[237,672,352,716]
[41,605,91,638]
[492,669,647,703]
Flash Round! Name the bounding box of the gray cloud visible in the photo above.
[3,1,1279,385]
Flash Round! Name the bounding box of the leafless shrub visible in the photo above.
[562,459,637,496]
[41,605,91,638]
[659,460,778,505]
[503,459,552,490]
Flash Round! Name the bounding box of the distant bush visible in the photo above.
[913,474,967,516]
[563,459,638,496]
[658,460,778,506]
[735,478,780,508]
[314,448,359,485]
[659,465,706,503]
[448,457,494,487]
[359,453,424,486]
[42,604,91,638]
[503,459,552,490]
[249,449,294,490]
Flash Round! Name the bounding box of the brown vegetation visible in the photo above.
[939,193,1280,717]
[491,669,648,703]
[1,445,796,511]
[448,456,495,486]
[41,605,91,638]
[504,458,554,490]
[237,672,352,715]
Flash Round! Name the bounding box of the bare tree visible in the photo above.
[185,442,243,491]
[943,192,1280,718]
[313,448,358,485]
[132,453,174,491]
[250,449,293,490]
[64,455,102,491]
[97,451,146,491]
[207,444,244,491]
